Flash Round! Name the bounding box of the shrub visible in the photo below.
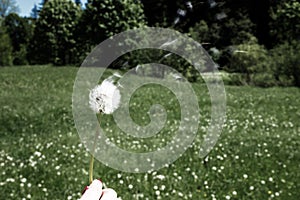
[226,73,247,86]
[115,48,201,82]
[270,41,300,87]
[250,73,278,87]
[227,36,274,85]
[13,44,28,65]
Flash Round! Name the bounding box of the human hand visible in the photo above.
[80,180,118,200]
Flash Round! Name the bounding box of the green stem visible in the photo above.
[89,153,94,184]
[89,114,101,184]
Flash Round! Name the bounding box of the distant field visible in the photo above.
[0,66,299,200]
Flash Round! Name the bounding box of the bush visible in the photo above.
[115,48,201,82]
[226,36,274,86]
[250,73,278,87]
[270,41,300,87]
[13,44,28,65]
[225,73,247,86]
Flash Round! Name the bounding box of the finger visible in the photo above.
[100,188,118,200]
[79,180,103,200]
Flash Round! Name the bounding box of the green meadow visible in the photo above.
[0,66,299,200]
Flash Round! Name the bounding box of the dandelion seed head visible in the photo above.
[89,79,121,114]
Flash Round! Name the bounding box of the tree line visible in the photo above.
[0,0,299,87]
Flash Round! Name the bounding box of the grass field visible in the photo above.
[0,66,299,200]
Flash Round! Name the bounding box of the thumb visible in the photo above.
[79,180,103,200]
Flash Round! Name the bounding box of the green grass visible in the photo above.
[0,66,299,199]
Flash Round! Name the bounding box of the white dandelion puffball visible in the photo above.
[89,79,121,114]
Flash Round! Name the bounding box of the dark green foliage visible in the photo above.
[188,20,210,44]
[118,48,200,82]
[13,44,28,65]
[270,41,300,87]
[75,0,146,65]
[78,0,146,46]
[4,13,31,51]
[228,37,267,73]
[217,10,256,47]
[270,0,300,43]
[141,0,177,27]
[0,31,13,66]
[0,19,13,66]
[187,6,257,69]
[4,13,33,65]
[29,0,81,65]
[227,36,274,86]
[0,0,298,88]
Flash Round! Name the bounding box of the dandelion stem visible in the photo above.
[89,114,101,184]
[89,154,94,184]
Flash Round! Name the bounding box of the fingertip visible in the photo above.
[101,188,117,200]
[90,179,102,189]
[81,186,89,195]
[80,180,103,200]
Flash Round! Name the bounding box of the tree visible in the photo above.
[141,0,178,27]
[78,0,146,47]
[75,0,82,6]
[4,13,32,52]
[74,0,146,65]
[140,0,213,30]
[40,0,49,6]
[4,13,33,65]
[30,4,38,19]
[38,0,49,14]
[270,0,300,43]
[30,0,81,65]
[219,10,256,47]
[0,19,13,66]
[188,20,210,44]
[0,0,19,17]
[247,0,271,47]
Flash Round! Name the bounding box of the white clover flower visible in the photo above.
[154,175,165,180]
[89,79,121,114]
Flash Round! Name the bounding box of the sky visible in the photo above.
[16,0,88,17]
